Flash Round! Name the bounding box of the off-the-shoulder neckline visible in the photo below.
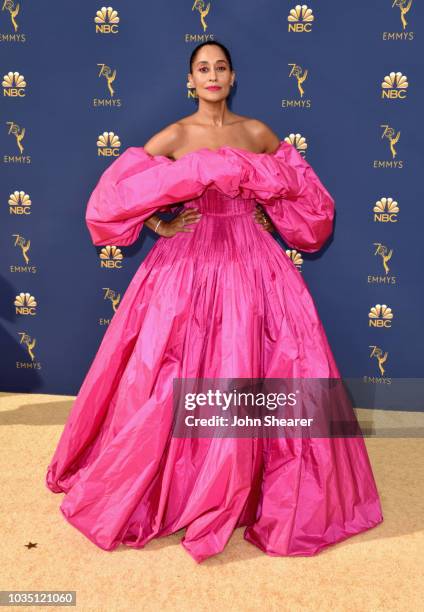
[142,139,290,163]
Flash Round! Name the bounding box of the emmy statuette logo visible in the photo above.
[370,345,389,377]
[10,233,37,274]
[98,63,117,97]
[373,125,403,168]
[394,0,412,31]
[16,331,41,369]
[16,233,31,264]
[93,64,122,107]
[367,243,396,285]
[381,124,401,159]
[375,243,393,275]
[368,345,391,383]
[185,1,215,44]
[393,0,413,29]
[364,345,392,385]
[99,288,122,325]
[192,0,210,32]
[1,0,26,40]
[289,64,308,97]
[282,64,311,109]
[4,121,30,162]
[103,288,121,313]
[20,331,36,360]
[383,0,414,39]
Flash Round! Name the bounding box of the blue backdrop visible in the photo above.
[1,1,423,410]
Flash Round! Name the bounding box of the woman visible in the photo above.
[46,41,383,563]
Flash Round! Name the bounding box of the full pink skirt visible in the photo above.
[46,193,383,562]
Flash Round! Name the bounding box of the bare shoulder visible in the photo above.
[244,118,281,153]
[143,122,185,158]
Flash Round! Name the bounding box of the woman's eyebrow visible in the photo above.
[195,60,228,66]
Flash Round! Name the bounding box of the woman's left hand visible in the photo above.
[253,204,275,233]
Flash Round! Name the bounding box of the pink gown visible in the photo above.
[45,140,383,562]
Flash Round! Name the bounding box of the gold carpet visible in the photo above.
[0,392,423,612]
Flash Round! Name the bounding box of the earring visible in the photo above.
[187,82,195,89]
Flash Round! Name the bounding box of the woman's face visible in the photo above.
[188,45,234,101]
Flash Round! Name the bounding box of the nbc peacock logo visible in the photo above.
[97,132,121,157]
[287,4,314,32]
[368,304,394,328]
[99,246,123,269]
[373,197,399,222]
[286,249,303,271]
[8,190,32,215]
[94,6,120,33]
[2,71,26,97]
[284,133,308,157]
[14,293,37,315]
[381,71,408,99]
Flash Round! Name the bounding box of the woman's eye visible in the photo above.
[198,66,227,72]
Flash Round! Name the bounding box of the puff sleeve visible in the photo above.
[85,148,178,246]
[85,146,244,246]
[241,142,335,253]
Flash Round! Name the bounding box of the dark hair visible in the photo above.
[189,40,233,73]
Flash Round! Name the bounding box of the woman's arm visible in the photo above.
[143,213,163,233]
[142,123,188,235]
[139,125,202,238]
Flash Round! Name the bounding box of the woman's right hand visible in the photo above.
[157,207,202,238]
